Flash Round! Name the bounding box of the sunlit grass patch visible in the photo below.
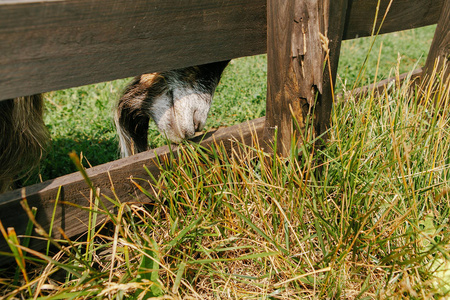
[1,64,450,298]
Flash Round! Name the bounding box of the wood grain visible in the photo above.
[265,0,312,156]
[316,0,349,143]
[0,117,265,264]
[423,0,450,84]
[265,0,348,156]
[339,68,423,100]
[0,0,267,100]
[0,0,443,101]
[343,0,444,39]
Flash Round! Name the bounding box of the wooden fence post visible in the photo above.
[423,0,449,85]
[316,0,349,143]
[265,0,348,157]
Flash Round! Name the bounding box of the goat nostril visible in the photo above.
[193,110,204,132]
[194,119,200,131]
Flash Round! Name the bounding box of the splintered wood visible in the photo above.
[265,0,348,156]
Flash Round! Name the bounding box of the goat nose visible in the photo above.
[183,126,196,139]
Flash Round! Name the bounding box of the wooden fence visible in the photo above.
[0,0,448,264]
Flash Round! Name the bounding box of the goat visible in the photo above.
[115,60,229,157]
[0,60,229,193]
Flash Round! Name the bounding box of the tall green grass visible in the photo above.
[4,23,448,299]
[2,63,449,298]
[20,26,436,185]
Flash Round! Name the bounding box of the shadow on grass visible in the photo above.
[18,136,120,187]
[16,127,212,187]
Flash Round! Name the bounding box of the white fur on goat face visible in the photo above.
[115,61,229,158]
[150,84,212,143]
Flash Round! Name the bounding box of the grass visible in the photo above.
[337,25,437,90]
[1,63,449,298]
[3,24,450,298]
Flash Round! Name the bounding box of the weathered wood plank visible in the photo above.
[316,0,349,143]
[0,0,267,101]
[0,0,443,101]
[341,68,423,100]
[0,117,265,264]
[265,0,313,156]
[343,0,444,39]
[265,0,348,156]
[423,0,450,84]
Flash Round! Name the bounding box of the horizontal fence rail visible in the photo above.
[0,0,267,101]
[344,0,444,38]
[0,118,266,264]
[0,0,443,101]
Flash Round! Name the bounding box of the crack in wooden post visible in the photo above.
[265,0,349,157]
